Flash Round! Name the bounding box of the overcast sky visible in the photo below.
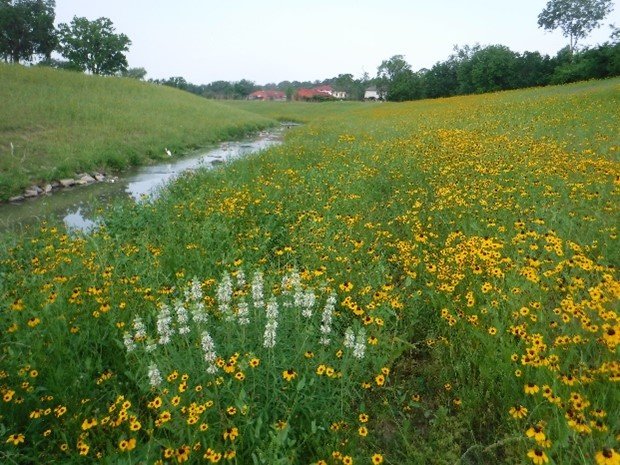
[54,0,620,85]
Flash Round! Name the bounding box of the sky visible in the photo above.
[54,0,620,85]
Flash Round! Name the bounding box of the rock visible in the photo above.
[24,188,39,198]
[94,173,105,182]
[32,185,43,194]
[9,195,24,202]
[51,181,61,189]
[211,159,224,165]
[77,174,96,185]
[44,184,53,194]
[60,178,76,188]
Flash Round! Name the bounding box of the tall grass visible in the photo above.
[0,78,618,464]
[0,64,275,200]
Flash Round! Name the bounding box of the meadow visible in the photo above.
[0,77,619,464]
[0,64,274,201]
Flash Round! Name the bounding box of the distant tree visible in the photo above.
[122,67,147,80]
[285,86,294,101]
[57,16,131,75]
[538,0,614,53]
[611,23,620,42]
[377,55,413,101]
[424,59,459,98]
[203,80,234,99]
[232,79,256,99]
[468,45,518,93]
[513,51,553,87]
[0,0,56,63]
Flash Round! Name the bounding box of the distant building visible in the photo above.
[364,86,383,100]
[296,85,347,101]
[248,90,286,101]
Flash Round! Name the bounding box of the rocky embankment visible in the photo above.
[8,172,110,203]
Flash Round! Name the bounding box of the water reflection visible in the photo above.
[0,128,285,233]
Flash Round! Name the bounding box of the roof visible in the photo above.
[249,90,286,99]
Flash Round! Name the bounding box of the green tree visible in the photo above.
[468,45,518,93]
[0,0,56,63]
[232,79,256,99]
[538,0,614,53]
[57,16,131,75]
[377,55,415,101]
[122,67,147,80]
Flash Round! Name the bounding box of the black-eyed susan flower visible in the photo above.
[371,453,384,464]
[118,438,136,452]
[223,427,239,441]
[6,433,25,445]
[527,448,549,464]
[282,369,297,382]
[595,448,619,465]
[509,405,528,419]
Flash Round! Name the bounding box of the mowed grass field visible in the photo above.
[0,64,275,200]
[0,78,619,464]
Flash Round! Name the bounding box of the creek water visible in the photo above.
[0,126,288,233]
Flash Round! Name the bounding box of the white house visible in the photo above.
[364,86,383,100]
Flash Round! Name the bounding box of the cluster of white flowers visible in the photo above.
[301,290,316,318]
[157,304,173,345]
[251,271,264,308]
[344,327,356,349]
[263,297,279,348]
[235,269,246,288]
[237,299,250,325]
[201,330,219,374]
[353,327,366,360]
[123,332,136,352]
[187,277,208,324]
[186,277,201,301]
[217,272,234,322]
[123,316,147,351]
[320,293,337,345]
[148,362,163,387]
[282,269,302,308]
[175,300,191,335]
[133,316,146,339]
[344,326,366,358]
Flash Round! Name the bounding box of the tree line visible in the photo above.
[1,0,131,75]
[2,0,618,102]
[375,40,619,102]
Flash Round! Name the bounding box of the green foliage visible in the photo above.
[57,16,131,75]
[121,67,147,80]
[0,78,618,464]
[538,0,615,52]
[0,0,56,63]
[0,63,275,199]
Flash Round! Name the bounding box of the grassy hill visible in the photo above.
[0,78,619,464]
[0,64,275,200]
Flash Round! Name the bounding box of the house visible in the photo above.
[295,85,347,101]
[364,86,383,100]
[248,90,286,101]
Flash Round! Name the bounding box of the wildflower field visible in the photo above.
[1,78,619,464]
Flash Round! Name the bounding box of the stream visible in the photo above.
[0,126,288,233]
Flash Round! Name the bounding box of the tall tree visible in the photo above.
[377,55,411,100]
[538,0,614,53]
[0,0,56,63]
[57,16,131,75]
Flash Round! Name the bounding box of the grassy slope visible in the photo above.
[0,63,275,200]
[1,79,619,464]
